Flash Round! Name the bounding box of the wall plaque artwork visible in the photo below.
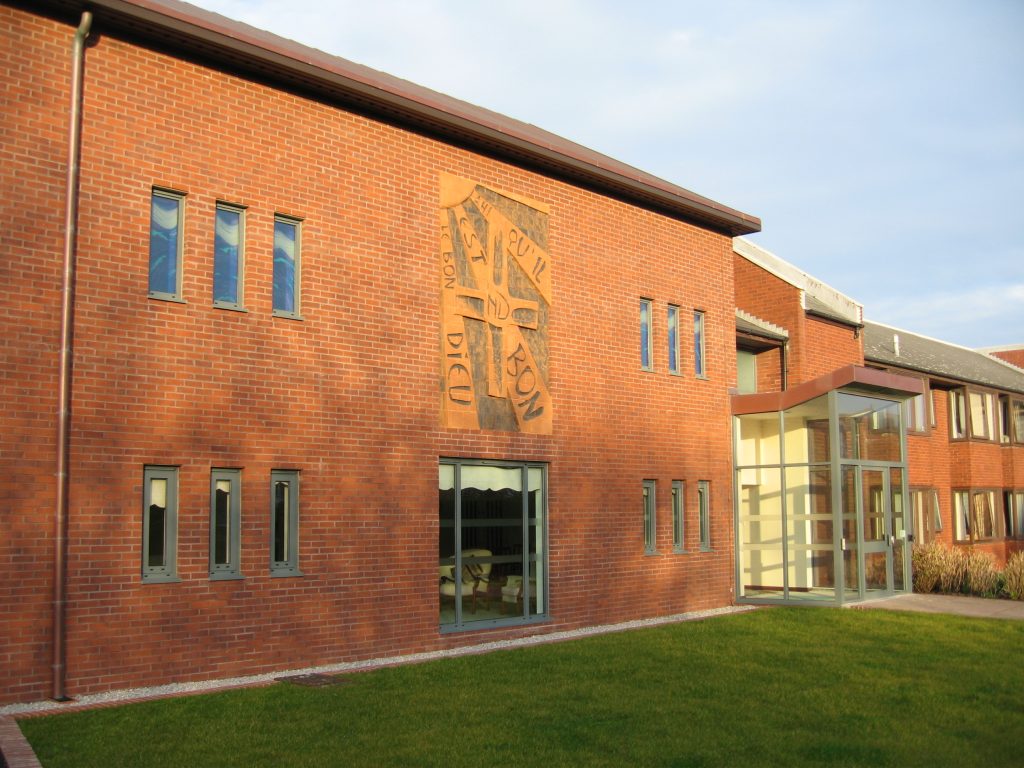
[439,173,552,433]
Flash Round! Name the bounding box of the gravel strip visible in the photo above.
[1,605,756,718]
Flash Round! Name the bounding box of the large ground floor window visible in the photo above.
[439,459,546,629]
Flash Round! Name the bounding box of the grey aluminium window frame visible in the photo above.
[643,479,657,554]
[272,214,302,319]
[640,298,653,371]
[142,465,179,583]
[694,310,707,378]
[667,304,680,375]
[210,468,242,580]
[697,480,711,550]
[148,188,185,302]
[213,201,246,311]
[270,469,302,576]
[672,480,685,552]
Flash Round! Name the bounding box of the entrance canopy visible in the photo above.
[732,366,922,605]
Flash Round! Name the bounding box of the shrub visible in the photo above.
[938,545,968,595]
[1005,552,1024,600]
[912,542,944,594]
[964,549,999,597]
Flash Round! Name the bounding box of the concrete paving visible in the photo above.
[852,592,1024,620]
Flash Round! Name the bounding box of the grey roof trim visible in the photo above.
[863,320,1024,395]
[733,237,862,326]
[736,309,789,341]
[38,0,760,236]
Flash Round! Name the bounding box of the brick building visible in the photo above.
[1,0,760,705]
[732,239,1024,606]
[4,0,1022,708]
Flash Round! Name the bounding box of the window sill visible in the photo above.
[439,614,549,634]
[148,293,186,304]
[210,572,244,581]
[270,569,304,578]
[141,574,181,584]
[213,303,248,313]
[273,310,304,321]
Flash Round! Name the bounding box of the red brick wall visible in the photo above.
[0,6,69,704]
[907,388,1024,566]
[989,349,1024,369]
[734,254,863,388]
[1,6,738,704]
[799,316,863,381]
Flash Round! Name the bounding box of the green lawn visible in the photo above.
[20,608,1024,767]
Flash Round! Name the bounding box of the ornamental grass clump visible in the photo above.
[938,544,968,595]
[911,542,944,594]
[964,548,999,596]
[1005,552,1024,600]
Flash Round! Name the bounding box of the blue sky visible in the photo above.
[196,0,1023,348]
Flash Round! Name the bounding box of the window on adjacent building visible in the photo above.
[903,386,928,433]
[950,389,967,439]
[1007,493,1024,540]
[143,466,179,583]
[270,470,301,575]
[643,480,657,554]
[210,468,241,579]
[213,203,245,309]
[640,299,653,371]
[439,460,547,629]
[697,480,710,549]
[912,488,941,545]
[672,480,685,552]
[954,489,998,542]
[273,216,301,318]
[694,311,706,378]
[149,189,184,301]
[667,305,680,374]
[1013,400,1024,444]
[968,391,994,440]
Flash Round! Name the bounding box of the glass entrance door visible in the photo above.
[859,468,891,595]
[843,465,901,598]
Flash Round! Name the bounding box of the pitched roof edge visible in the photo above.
[54,0,761,236]
[733,237,862,325]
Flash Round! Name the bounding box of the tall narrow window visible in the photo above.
[149,189,184,300]
[667,305,680,374]
[210,469,241,579]
[694,310,706,378]
[672,480,685,552]
[912,488,940,545]
[643,480,657,554]
[950,389,967,439]
[968,392,992,439]
[270,470,300,575]
[903,388,927,433]
[273,216,301,318]
[997,395,1011,444]
[697,480,711,550]
[1013,400,1024,444]
[640,299,653,371]
[142,466,179,583]
[213,203,245,309]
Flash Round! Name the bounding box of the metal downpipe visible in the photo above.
[54,10,92,702]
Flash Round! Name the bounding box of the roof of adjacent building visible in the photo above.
[863,320,1024,395]
[34,0,760,237]
[733,238,862,327]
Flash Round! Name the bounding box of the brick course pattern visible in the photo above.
[1,6,739,704]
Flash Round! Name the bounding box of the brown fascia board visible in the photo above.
[37,0,761,237]
[732,365,924,415]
